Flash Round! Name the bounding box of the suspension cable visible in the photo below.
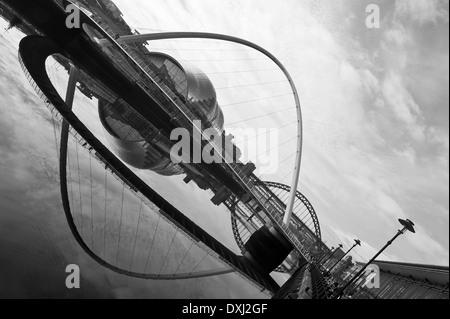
[129,200,144,271]
[159,228,179,276]
[116,184,125,267]
[221,93,292,108]
[226,107,293,126]
[144,212,161,272]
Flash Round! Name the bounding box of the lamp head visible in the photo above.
[354,239,361,246]
[399,219,415,233]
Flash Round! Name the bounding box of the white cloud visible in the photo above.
[384,24,411,46]
[393,146,417,166]
[361,69,381,97]
[395,0,449,25]
[404,226,449,265]
[380,72,428,142]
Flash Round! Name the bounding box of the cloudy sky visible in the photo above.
[0,0,448,299]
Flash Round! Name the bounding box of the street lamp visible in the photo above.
[333,218,415,299]
[347,268,375,297]
[327,239,361,274]
[322,246,334,263]
[319,244,343,266]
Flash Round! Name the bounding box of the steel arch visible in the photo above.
[100,31,304,226]
[263,181,321,241]
[229,181,322,255]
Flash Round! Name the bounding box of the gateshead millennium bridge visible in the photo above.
[1,0,447,299]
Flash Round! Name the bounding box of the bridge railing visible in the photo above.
[309,264,331,299]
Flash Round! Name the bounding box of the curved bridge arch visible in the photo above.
[100,31,304,225]
[263,181,321,241]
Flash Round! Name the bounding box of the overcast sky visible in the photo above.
[0,0,448,299]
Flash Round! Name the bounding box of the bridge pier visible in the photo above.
[243,225,297,274]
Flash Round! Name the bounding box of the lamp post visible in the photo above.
[319,246,333,265]
[345,264,360,281]
[319,244,343,266]
[333,219,415,299]
[327,239,361,274]
[347,268,375,298]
